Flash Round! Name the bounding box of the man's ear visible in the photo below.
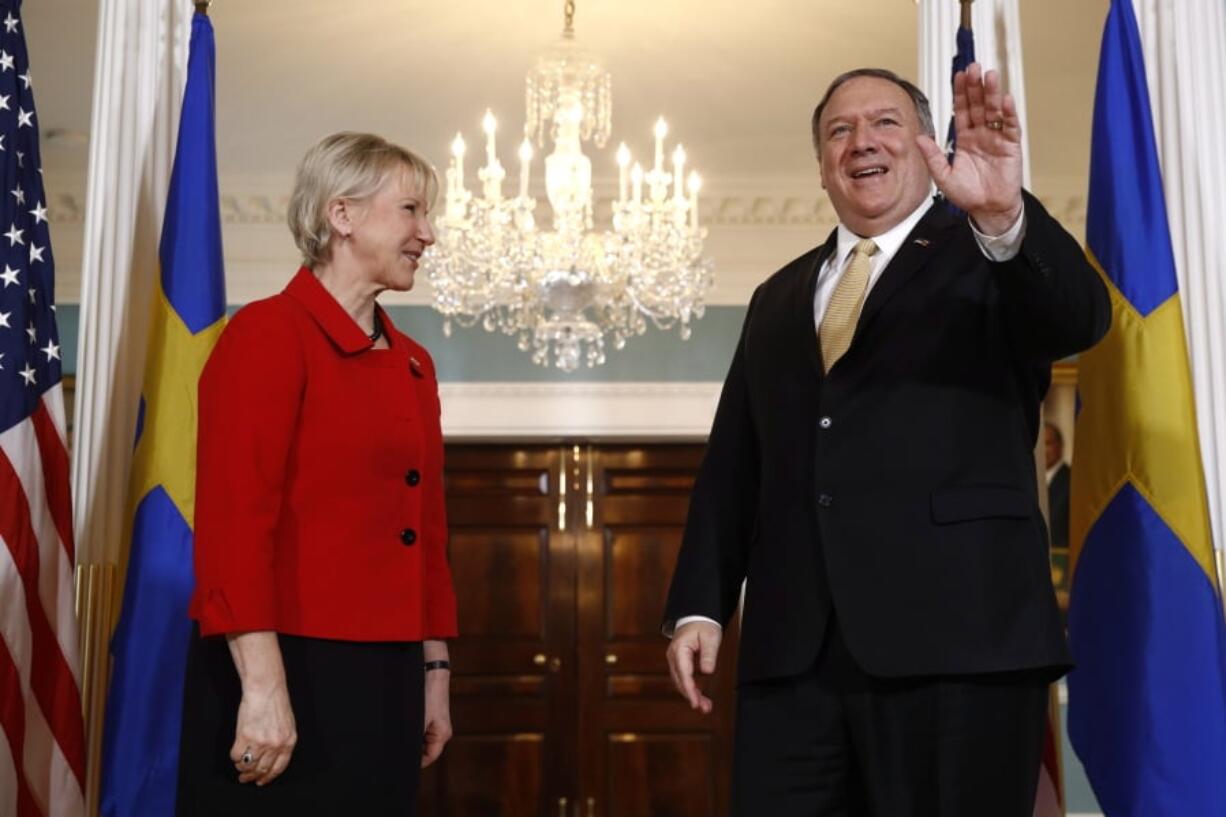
[818,162,827,191]
[325,197,352,238]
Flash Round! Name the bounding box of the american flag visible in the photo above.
[0,1,87,815]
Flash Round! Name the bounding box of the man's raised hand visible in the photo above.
[916,62,1025,236]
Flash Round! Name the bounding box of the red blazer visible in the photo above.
[190,268,458,642]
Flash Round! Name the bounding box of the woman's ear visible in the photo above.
[325,197,352,239]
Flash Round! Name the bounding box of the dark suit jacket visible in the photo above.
[1048,462,1071,550]
[664,193,1110,684]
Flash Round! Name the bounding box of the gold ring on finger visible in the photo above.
[987,119,1004,131]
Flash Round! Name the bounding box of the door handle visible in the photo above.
[557,796,568,817]
[557,449,568,531]
[534,653,562,672]
[584,444,594,529]
[605,653,618,665]
[586,796,596,817]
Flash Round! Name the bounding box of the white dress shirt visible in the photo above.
[814,198,1027,329]
[673,201,1028,635]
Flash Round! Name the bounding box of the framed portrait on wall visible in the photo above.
[1044,362,1078,613]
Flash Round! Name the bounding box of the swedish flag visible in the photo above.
[1068,1,1226,815]
[99,10,226,816]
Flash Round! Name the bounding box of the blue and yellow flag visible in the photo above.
[100,10,226,816]
[1068,1,1226,815]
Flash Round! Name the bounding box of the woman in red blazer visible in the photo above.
[177,132,458,817]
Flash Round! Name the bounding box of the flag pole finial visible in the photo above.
[960,0,974,30]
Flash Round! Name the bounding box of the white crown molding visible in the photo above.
[44,173,1090,230]
[45,172,1090,307]
[42,191,1093,233]
[438,381,721,439]
[211,192,842,228]
[46,188,835,227]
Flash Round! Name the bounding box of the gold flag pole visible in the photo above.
[76,562,118,817]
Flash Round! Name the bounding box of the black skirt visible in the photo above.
[176,629,424,817]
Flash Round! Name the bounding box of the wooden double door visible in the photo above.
[419,444,738,817]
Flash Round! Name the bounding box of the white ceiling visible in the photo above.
[31,0,1107,192]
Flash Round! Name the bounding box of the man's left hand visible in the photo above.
[917,62,1024,236]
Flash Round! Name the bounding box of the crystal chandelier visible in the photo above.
[423,0,713,372]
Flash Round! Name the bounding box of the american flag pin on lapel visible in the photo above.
[913,238,931,247]
[409,356,424,377]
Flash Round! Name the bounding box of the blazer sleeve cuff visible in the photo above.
[193,587,278,636]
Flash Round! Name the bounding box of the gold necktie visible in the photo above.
[820,238,879,373]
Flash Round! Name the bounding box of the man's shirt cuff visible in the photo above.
[970,207,1027,261]
[673,615,722,634]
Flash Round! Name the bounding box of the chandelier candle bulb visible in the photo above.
[631,162,644,204]
[450,133,466,195]
[653,117,668,171]
[518,139,534,199]
[482,109,498,168]
[687,171,702,230]
[672,144,686,201]
[616,143,630,203]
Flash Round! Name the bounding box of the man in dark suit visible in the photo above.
[1046,422,1072,550]
[663,64,1109,816]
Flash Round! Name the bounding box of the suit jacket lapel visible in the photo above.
[856,200,959,336]
[797,228,839,377]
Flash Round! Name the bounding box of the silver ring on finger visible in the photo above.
[241,750,254,765]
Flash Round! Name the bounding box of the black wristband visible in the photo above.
[424,659,451,672]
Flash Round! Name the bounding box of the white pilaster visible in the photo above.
[71,0,191,566]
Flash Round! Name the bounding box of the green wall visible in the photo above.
[55,304,745,382]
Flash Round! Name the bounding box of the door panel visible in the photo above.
[604,526,691,640]
[424,443,733,817]
[426,734,546,816]
[579,445,736,817]
[420,446,575,817]
[605,733,718,817]
[451,528,548,638]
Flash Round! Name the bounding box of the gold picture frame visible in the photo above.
[1045,361,1078,613]
[62,374,76,451]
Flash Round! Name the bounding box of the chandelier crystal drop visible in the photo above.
[422,0,713,372]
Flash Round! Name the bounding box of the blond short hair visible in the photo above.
[287,131,439,268]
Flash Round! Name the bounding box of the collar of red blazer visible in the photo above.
[284,266,393,354]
